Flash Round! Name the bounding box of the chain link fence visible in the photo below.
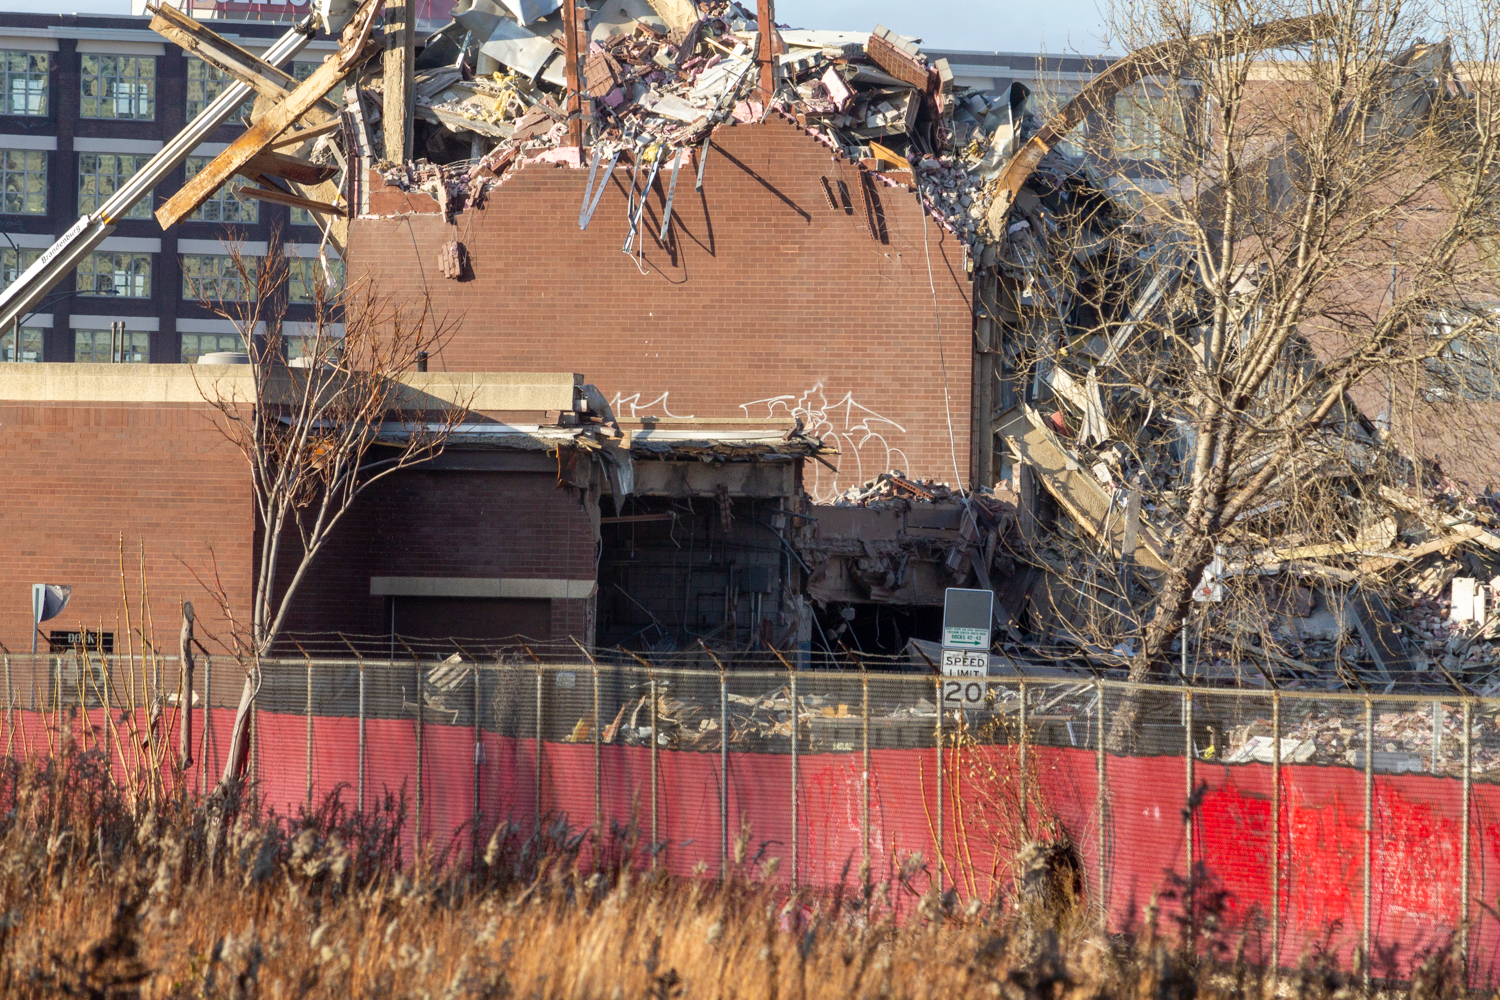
[2,650,1497,983]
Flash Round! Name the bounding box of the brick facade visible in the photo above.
[0,401,252,652]
[275,468,599,644]
[347,120,976,500]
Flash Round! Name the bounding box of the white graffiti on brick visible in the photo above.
[739,385,909,500]
[610,391,694,420]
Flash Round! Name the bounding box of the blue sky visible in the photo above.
[7,0,1114,54]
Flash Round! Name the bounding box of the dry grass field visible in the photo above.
[0,749,1469,999]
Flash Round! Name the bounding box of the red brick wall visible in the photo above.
[276,469,597,643]
[348,120,976,500]
[0,402,253,654]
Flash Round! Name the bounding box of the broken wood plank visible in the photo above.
[241,184,345,216]
[240,151,338,185]
[268,118,345,149]
[149,3,339,119]
[383,0,415,162]
[156,20,379,229]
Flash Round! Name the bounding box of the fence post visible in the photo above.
[357,659,365,814]
[202,655,211,798]
[935,674,944,893]
[1462,696,1472,973]
[1271,689,1281,967]
[2,655,9,755]
[415,658,424,862]
[1184,687,1194,936]
[861,664,870,889]
[1095,680,1105,923]
[1019,679,1028,835]
[473,662,482,872]
[652,670,660,872]
[718,668,726,881]
[534,663,543,832]
[305,657,314,812]
[1362,696,1373,989]
[790,663,798,891]
[593,659,601,868]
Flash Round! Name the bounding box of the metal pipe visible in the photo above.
[415,659,424,861]
[1462,697,1472,971]
[305,657,314,811]
[718,668,727,880]
[1096,679,1106,922]
[202,656,211,798]
[861,665,870,887]
[357,660,365,813]
[593,661,601,868]
[1019,679,1029,834]
[535,664,543,831]
[1271,690,1281,967]
[936,675,944,892]
[473,663,482,872]
[790,664,799,890]
[1184,688,1194,936]
[653,671,661,871]
[1363,697,1373,988]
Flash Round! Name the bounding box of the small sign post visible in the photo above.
[940,588,993,707]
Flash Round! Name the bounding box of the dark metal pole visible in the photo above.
[790,663,798,890]
[861,665,870,888]
[415,659,424,861]
[473,663,482,873]
[1184,688,1194,937]
[718,668,727,880]
[1271,690,1281,966]
[1462,697,1472,972]
[1096,680,1106,923]
[305,657,313,811]
[936,675,944,892]
[357,660,365,813]
[593,660,601,868]
[535,664,543,831]
[1363,697,1373,989]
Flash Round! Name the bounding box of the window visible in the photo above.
[182,253,256,301]
[180,331,243,363]
[1423,310,1500,401]
[0,150,46,215]
[1,246,41,288]
[74,328,148,363]
[290,61,317,82]
[184,156,258,223]
[288,254,344,304]
[185,58,254,121]
[1,326,42,362]
[1,51,48,116]
[1112,82,1186,162]
[290,206,317,226]
[76,252,151,298]
[80,54,155,120]
[78,154,152,219]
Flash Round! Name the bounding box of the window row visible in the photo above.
[2,51,322,120]
[1,246,343,302]
[0,150,308,222]
[3,327,332,364]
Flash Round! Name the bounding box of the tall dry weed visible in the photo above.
[0,752,1471,1000]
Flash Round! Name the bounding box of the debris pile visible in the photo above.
[357,0,1041,249]
[1221,705,1500,775]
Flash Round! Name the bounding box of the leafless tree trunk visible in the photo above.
[990,0,1500,747]
[189,234,465,791]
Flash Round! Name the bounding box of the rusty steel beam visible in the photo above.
[984,14,1336,234]
[242,183,345,217]
[156,8,380,229]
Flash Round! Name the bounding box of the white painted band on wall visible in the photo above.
[73,137,163,154]
[176,318,266,335]
[0,36,59,52]
[178,238,269,256]
[15,313,52,328]
[68,314,159,331]
[282,242,343,259]
[75,39,166,56]
[370,577,598,600]
[0,134,57,151]
[97,236,161,253]
[3,233,57,249]
[189,142,230,157]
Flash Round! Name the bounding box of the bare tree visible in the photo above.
[987,0,1500,741]
[190,235,464,787]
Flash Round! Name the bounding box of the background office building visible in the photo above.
[0,12,344,364]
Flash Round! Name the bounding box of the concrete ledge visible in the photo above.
[0,364,584,411]
[370,577,596,599]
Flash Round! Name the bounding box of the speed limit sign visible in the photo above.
[939,677,990,709]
